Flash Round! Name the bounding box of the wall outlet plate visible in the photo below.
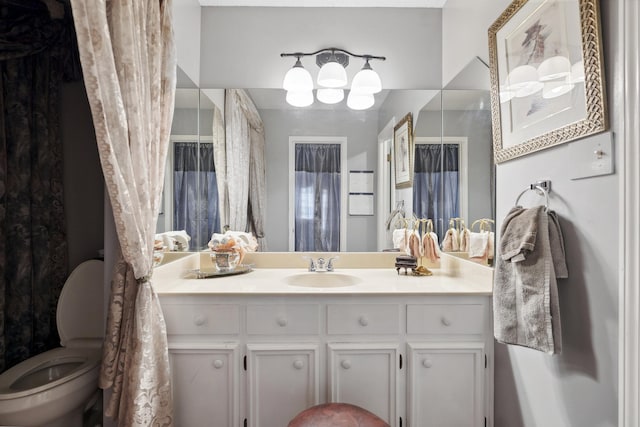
[568,132,614,180]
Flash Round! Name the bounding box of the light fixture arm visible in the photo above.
[280,47,386,62]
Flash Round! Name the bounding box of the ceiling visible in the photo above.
[198,0,447,7]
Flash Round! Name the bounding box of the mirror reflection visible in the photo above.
[157,58,494,256]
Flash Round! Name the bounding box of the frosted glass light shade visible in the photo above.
[537,55,571,81]
[283,60,313,92]
[286,90,313,107]
[542,77,574,99]
[317,88,344,104]
[351,63,382,94]
[347,91,375,110]
[317,61,348,88]
[507,65,543,97]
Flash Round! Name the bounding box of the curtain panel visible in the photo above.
[294,143,341,252]
[70,0,176,425]
[215,89,266,248]
[413,143,459,238]
[0,0,78,373]
[173,141,220,248]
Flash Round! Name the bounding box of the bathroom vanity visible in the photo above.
[154,253,494,427]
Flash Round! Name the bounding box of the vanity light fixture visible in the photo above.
[281,47,385,109]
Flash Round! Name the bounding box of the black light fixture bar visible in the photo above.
[280,47,386,62]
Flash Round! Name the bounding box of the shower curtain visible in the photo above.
[70,0,176,425]
[0,0,78,373]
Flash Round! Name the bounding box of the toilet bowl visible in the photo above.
[0,260,104,427]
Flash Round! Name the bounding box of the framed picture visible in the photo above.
[394,113,413,188]
[488,0,608,163]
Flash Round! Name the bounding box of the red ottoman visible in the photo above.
[288,403,390,427]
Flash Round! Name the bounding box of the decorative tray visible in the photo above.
[188,265,253,279]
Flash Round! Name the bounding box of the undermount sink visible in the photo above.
[285,272,361,288]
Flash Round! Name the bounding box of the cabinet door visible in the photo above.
[327,343,400,425]
[407,342,484,427]
[170,345,239,427]
[246,343,319,427]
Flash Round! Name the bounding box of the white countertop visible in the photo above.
[153,256,493,296]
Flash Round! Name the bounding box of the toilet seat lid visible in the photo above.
[57,260,105,347]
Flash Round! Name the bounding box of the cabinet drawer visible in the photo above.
[163,304,240,335]
[327,304,400,335]
[407,304,485,335]
[246,304,320,335]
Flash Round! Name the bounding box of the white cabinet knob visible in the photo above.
[277,316,288,327]
[422,359,433,368]
[358,316,369,327]
[441,316,452,327]
[293,360,304,370]
[213,359,224,369]
[341,360,352,369]
[193,315,206,326]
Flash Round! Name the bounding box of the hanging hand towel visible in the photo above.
[459,228,470,252]
[493,206,567,354]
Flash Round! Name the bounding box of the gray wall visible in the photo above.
[441,1,620,426]
[260,108,379,252]
[60,81,104,272]
[199,7,442,90]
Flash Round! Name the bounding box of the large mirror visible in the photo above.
[157,56,494,253]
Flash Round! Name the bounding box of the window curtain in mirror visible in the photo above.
[294,143,341,252]
[0,1,78,373]
[413,144,459,238]
[214,89,266,248]
[70,0,176,425]
[173,142,220,249]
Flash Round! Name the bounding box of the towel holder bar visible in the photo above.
[515,180,551,209]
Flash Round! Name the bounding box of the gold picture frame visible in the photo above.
[393,113,413,188]
[488,0,608,163]
[394,113,413,189]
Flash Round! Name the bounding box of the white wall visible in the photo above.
[173,0,202,86]
[443,0,622,425]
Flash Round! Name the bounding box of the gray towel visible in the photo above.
[493,206,568,354]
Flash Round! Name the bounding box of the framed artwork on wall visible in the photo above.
[488,0,608,163]
[394,113,413,189]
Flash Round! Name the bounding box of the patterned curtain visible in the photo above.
[215,89,266,248]
[0,0,78,373]
[70,0,176,425]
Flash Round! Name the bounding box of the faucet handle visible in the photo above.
[327,256,339,272]
[302,256,316,272]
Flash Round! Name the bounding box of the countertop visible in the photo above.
[152,253,493,296]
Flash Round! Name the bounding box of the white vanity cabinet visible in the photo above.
[160,293,493,427]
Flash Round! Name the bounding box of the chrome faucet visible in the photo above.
[304,256,339,272]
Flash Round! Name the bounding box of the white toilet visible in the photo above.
[0,260,104,427]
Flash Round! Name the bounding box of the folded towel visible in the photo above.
[442,229,454,252]
[493,206,567,354]
[442,228,460,252]
[430,232,441,259]
[469,231,489,258]
[155,230,191,251]
[459,228,470,252]
[392,228,408,252]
